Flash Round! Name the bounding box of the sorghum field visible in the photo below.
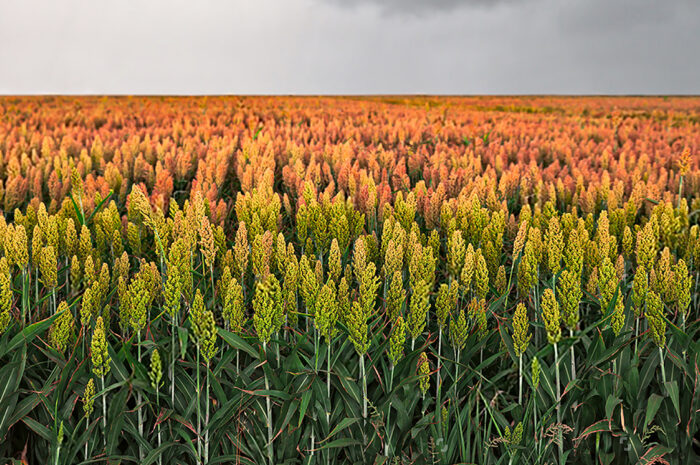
[0,96,698,465]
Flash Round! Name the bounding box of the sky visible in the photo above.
[0,0,698,95]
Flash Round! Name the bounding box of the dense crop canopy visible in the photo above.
[0,96,697,464]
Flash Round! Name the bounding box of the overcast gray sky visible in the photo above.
[1,0,698,94]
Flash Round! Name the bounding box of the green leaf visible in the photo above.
[316,437,361,450]
[664,381,681,422]
[644,394,664,427]
[218,328,259,360]
[322,417,360,441]
[0,310,65,359]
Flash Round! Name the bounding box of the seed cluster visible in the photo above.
[0,96,697,464]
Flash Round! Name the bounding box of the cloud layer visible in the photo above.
[0,0,698,94]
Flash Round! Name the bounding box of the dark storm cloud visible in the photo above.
[0,0,698,94]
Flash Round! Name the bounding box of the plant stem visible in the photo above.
[436,328,442,401]
[570,329,576,380]
[196,343,201,464]
[21,268,28,327]
[85,419,89,461]
[360,353,367,445]
[157,388,162,465]
[263,342,273,465]
[659,346,667,387]
[171,316,176,406]
[205,363,210,464]
[385,364,394,457]
[554,343,563,465]
[101,375,106,448]
[518,353,523,405]
[326,341,332,425]
[137,331,144,461]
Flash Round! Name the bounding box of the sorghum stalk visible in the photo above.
[205,364,210,464]
[55,422,63,465]
[570,330,576,380]
[263,341,273,465]
[171,317,176,406]
[196,342,201,463]
[22,268,28,327]
[101,374,106,447]
[385,364,394,457]
[137,331,144,461]
[360,354,367,423]
[327,342,332,425]
[541,288,562,464]
[554,342,562,463]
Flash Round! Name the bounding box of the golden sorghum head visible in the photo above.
[13,225,29,270]
[460,244,475,294]
[252,230,273,279]
[672,259,692,317]
[39,245,58,290]
[541,289,561,345]
[475,298,488,341]
[386,270,405,322]
[347,301,369,356]
[622,226,633,259]
[636,222,656,271]
[336,276,351,325]
[474,251,489,300]
[557,270,582,331]
[71,166,84,200]
[512,303,531,357]
[49,301,74,354]
[129,185,155,230]
[645,290,666,348]
[358,261,380,315]
[545,216,564,275]
[611,294,625,336]
[91,316,111,378]
[299,254,319,309]
[79,224,92,262]
[677,146,691,177]
[408,279,430,342]
[563,227,584,277]
[149,348,163,391]
[435,283,458,330]
[252,275,282,346]
[517,241,538,296]
[598,257,617,312]
[450,308,468,351]
[314,279,339,343]
[199,216,217,269]
[388,315,407,367]
[383,238,403,281]
[417,352,430,396]
[127,274,149,334]
[447,230,466,280]
[83,378,95,419]
[223,278,245,333]
[328,238,342,283]
[513,221,528,260]
[352,237,367,284]
[189,289,218,363]
[0,258,12,334]
[495,265,507,296]
[631,265,648,317]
